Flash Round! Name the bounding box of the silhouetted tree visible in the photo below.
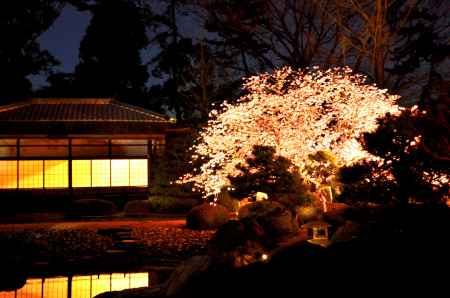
[339,107,449,206]
[0,1,63,103]
[73,0,151,105]
[228,145,307,201]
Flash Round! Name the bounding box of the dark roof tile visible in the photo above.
[0,98,174,136]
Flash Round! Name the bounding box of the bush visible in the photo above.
[69,199,117,217]
[273,192,316,211]
[123,200,151,217]
[186,203,230,230]
[217,190,240,213]
[148,196,200,213]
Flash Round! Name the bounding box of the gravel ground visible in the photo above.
[0,219,215,270]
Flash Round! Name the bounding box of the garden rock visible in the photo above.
[186,203,230,230]
[237,201,285,219]
[296,205,323,224]
[165,255,213,296]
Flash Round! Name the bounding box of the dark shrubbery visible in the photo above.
[186,203,230,230]
[228,145,312,209]
[123,200,151,217]
[216,190,240,213]
[148,195,200,213]
[68,199,117,217]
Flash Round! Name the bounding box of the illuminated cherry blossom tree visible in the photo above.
[180,66,401,198]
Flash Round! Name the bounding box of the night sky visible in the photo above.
[31,5,91,88]
[32,3,203,89]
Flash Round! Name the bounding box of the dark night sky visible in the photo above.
[32,3,204,89]
[31,5,91,88]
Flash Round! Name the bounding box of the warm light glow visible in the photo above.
[92,159,111,187]
[43,277,68,298]
[130,159,148,186]
[0,158,148,189]
[72,160,92,187]
[0,273,149,298]
[111,159,130,186]
[44,160,69,188]
[0,161,17,189]
[261,254,269,261]
[19,160,43,189]
[179,66,400,197]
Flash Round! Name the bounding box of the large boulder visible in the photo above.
[166,255,213,296]
[330,221,363,244]
[296,205,323,224]
[186,203,230,230]
[208,218,269,267]
[238,201,299,240]
[238,200,285,219]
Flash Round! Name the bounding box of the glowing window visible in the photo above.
[72,160,92,187]
[44,160,68,188]
[19,161,43,189]
[92,160,111,187]
[111,160,129,186]
[130,159,148,186]
[0,161,17,189]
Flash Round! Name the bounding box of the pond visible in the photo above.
[0,271,151,298]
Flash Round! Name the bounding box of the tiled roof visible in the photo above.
[0,98,173,136]
[0,98,170,122]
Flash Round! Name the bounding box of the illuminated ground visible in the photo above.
[0,218,215,274]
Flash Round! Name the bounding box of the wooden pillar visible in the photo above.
[147,139,151,188]
[68,139,73,192]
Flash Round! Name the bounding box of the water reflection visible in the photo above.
[0,272,149,298]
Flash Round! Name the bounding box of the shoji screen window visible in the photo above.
[92,160,110,187]
[44,160,69,188]
[130,159,148,186]
[19,161,44,189]
[111,159,129,186]
[0,161,17,189]
[72,160,92,187]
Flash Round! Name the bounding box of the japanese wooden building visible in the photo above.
[0,98,174,195]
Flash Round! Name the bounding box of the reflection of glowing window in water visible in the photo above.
[0,273,149,298]
[44,277,68,298]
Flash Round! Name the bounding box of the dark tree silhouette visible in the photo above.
[339,106,449,206]
[228,145,308,202]
[73,0,151,105]
[0,1,63,104]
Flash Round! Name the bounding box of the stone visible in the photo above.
[186,203,230,230]
[165,255,213,296]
